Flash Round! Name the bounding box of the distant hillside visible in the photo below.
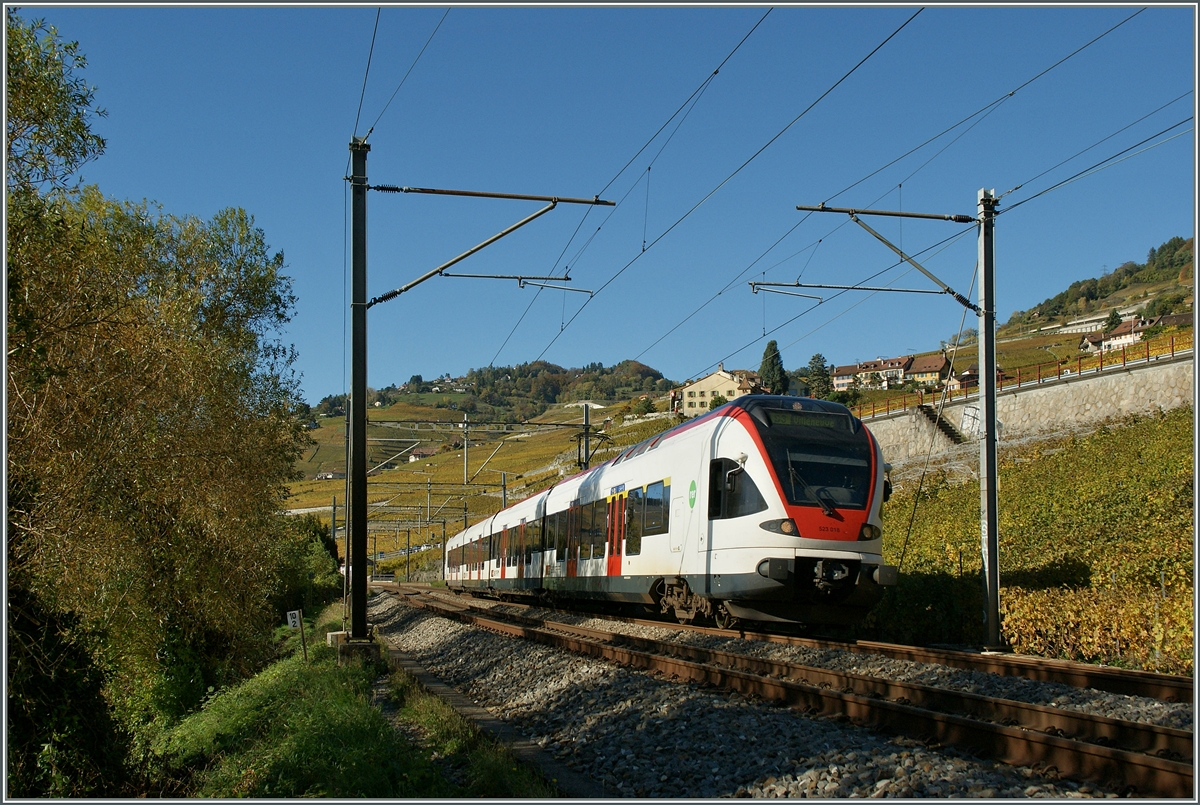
[314,359,674,423]
[1006,235,1193,328]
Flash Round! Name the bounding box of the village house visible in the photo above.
[832,364,859,392]
[674,363,764,416]
[407,447,439,463]
[831,356,914,391]
[1078,315,1170,354]
[905,352,951,387]
[857,355,913,389]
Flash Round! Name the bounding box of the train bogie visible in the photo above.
[445,395,898,629]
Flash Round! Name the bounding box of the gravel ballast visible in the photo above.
[368,593,1167,798]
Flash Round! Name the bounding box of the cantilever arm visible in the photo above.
[368,201,557,307]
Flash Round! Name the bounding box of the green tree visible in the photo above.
[759,340,786,395]
[806,354,832,399]
[630,396,656,416]
[1104,309,1122,332]
[6,9,105,192]
[708,393,728,410]
[7,10,308,792]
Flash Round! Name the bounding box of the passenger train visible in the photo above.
[444,395,898,629]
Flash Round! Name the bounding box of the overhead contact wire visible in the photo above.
[537,8,924,361]
[487,11,768,364]
[1000,90,1192,199]
[822,6,1145,206]
[636,7,1141,366]
[1001,117,1193,215]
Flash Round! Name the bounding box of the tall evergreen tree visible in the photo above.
[759,340,787,395]
[1104,309,1122,331]
[806,353,833,399]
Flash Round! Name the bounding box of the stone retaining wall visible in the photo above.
[866,355,1193,465]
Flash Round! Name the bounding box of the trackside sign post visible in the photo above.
[287,609,308,661]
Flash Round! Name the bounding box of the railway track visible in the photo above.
[389,585,1193,798]
[396,583,1192,702]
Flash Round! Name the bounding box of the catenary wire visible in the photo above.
[820,7,1146,207]
[363,8,451,143]
[488,152,665,366]
[535,8,925,362]
[1000,118,1193,215]
[596,8,772,200]
[633,7,1146,369]
[999,89,1192,200]
[752,111,1185,379]
[488,9,772,366]
[774,226,976,357]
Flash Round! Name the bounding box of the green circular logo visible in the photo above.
[688,480,697,508]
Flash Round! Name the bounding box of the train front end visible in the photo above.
[704,395,897,627]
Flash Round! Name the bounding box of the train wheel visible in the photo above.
[714,603,739,630]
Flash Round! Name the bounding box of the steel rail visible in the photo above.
[421,594,1192,761]
[402,586,1192,702]
[397,590,1191,798]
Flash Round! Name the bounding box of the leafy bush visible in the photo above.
[272,514,343,616]
[152,618,448,797]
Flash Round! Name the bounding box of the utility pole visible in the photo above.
[582,404,591,470]
[978,188,1001,650]
[463,415,469,485]
[349,137,369,642]
[345,157,611,641]
[501,471,507,508]
[791,194,1006,650]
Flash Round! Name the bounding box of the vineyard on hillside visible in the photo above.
[873,406,1194,674]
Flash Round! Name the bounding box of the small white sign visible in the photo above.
[286,610,302,629]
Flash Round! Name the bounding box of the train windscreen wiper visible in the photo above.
[786,455,836,517]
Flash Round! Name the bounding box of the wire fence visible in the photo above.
[851,330,1193,421]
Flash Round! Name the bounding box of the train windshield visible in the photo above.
[752,408,872,510]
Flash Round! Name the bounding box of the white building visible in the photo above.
[674,363,764,416]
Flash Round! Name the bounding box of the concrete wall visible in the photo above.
[865,354,1193,465]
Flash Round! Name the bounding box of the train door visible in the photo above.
[516,522,525,580]
[566,504,578,579]
[499,528,508,580]
[606,494,624,577]
[525,517,540,583]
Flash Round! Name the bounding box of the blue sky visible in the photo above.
[26,5,1197,404]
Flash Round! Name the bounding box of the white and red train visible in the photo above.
[444,395,898,629]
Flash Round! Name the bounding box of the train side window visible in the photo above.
[526,519,540,561]
[709,458,768,519]
[592,499,607,558]
[626,489,643,556]
[552,511,565,560]
[644,481,669,535]
[573,503,588,561]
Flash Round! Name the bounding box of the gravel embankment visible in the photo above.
[370,594,1161,798]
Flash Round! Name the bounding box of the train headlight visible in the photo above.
[760,518,799,536]
[859,523,881,541]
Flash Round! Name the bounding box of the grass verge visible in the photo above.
[147,601,557,796]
